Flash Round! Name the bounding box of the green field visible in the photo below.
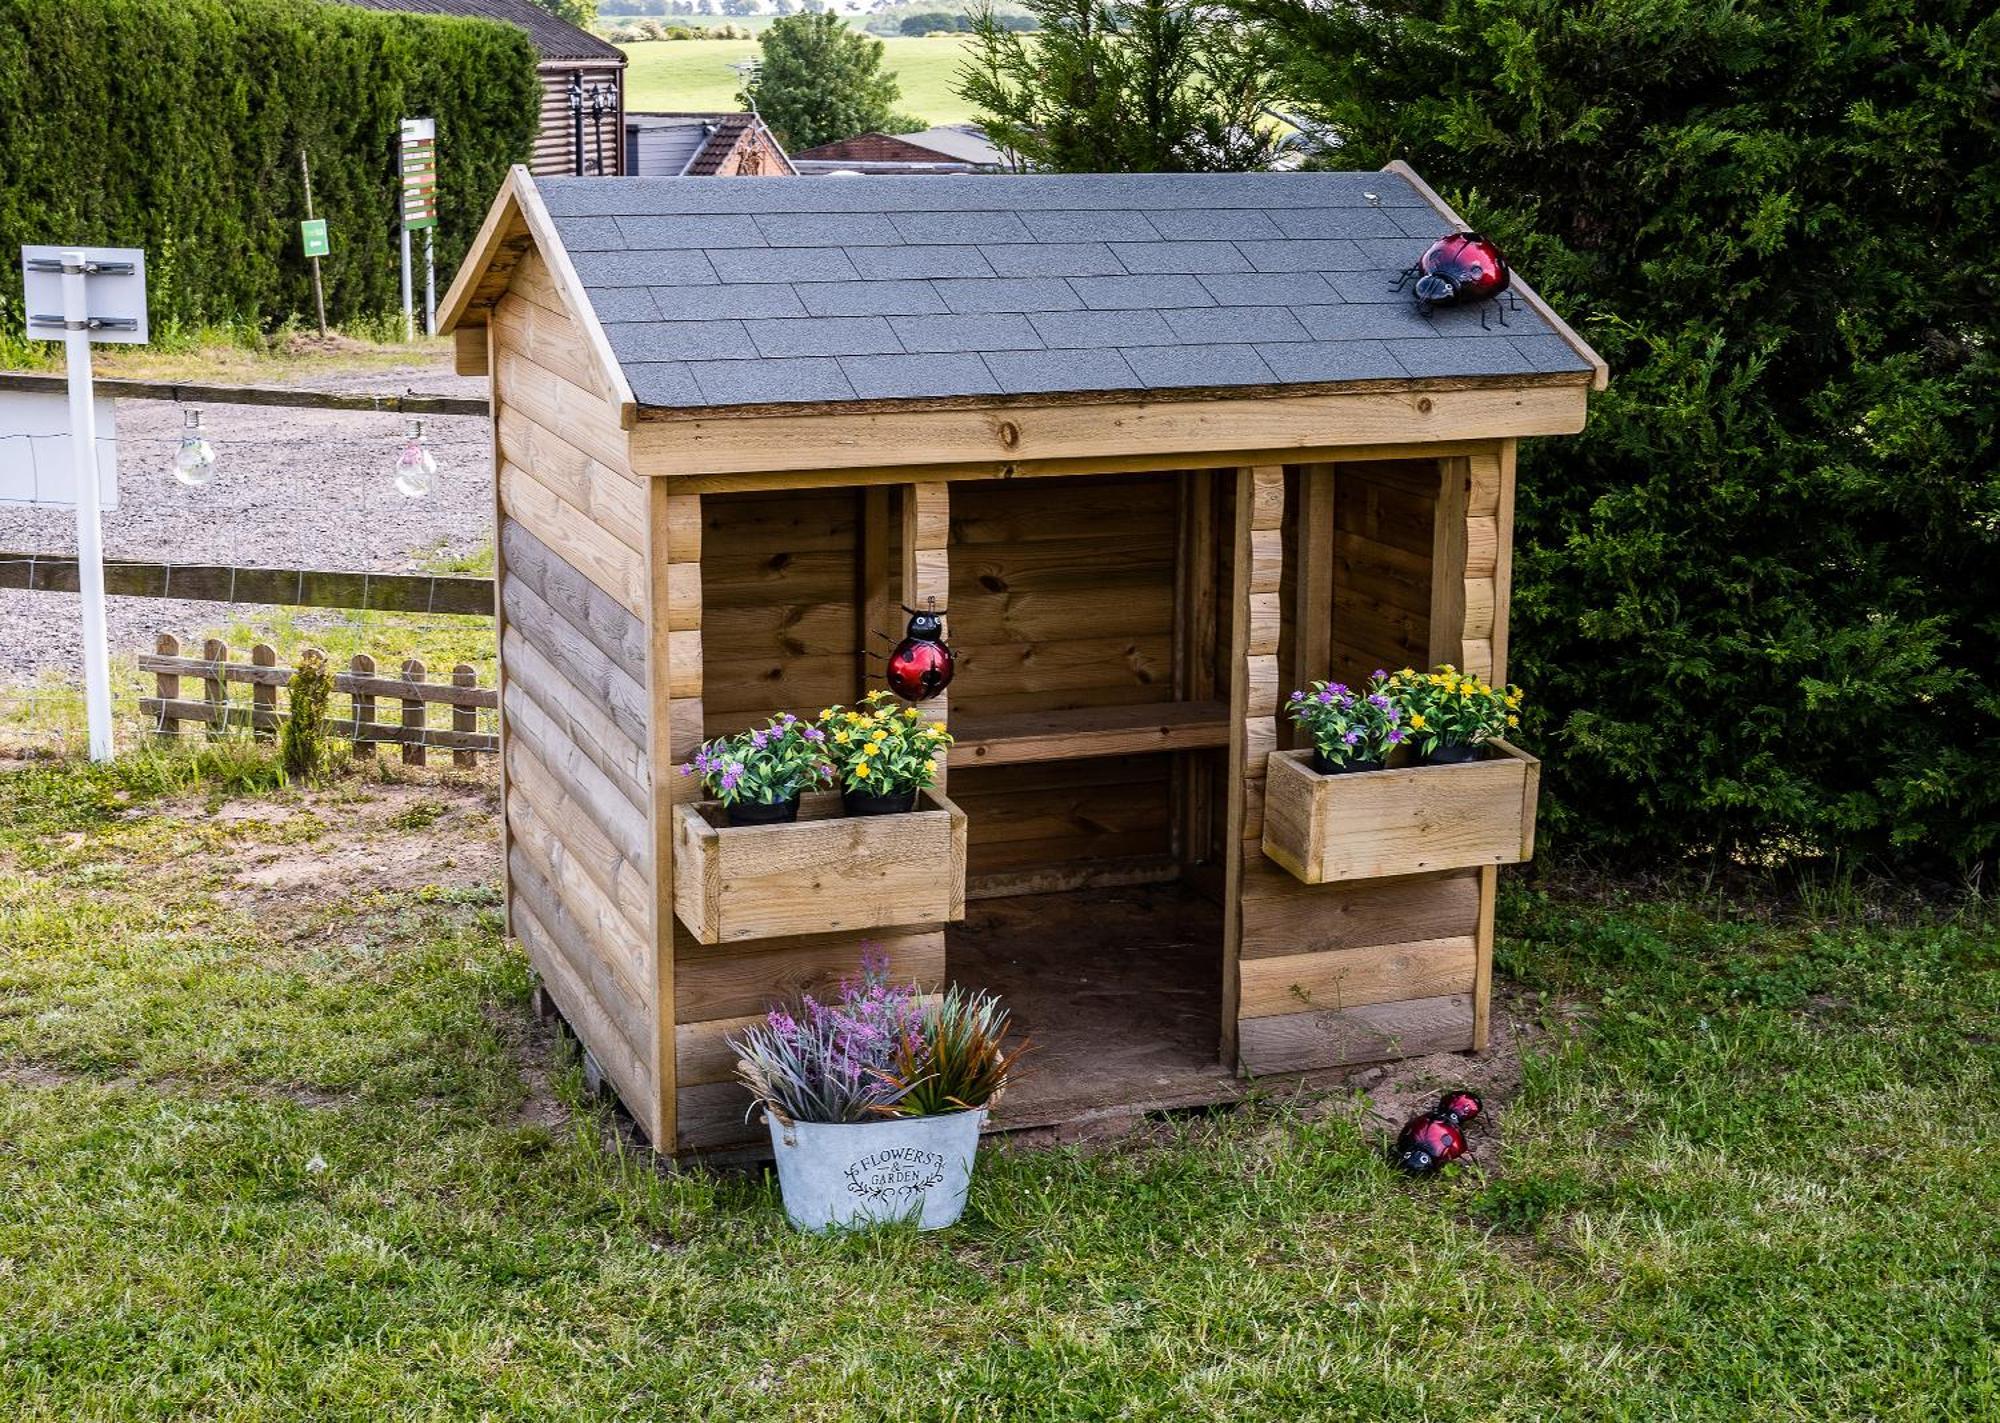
[620,35,978,129]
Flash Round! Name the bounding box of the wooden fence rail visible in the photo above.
[139,634,498,766]
[0,553,494,615]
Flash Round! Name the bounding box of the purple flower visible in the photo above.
[1316,688,1335,704]
[1367,693,1390,710]
[803,726,825,742]
[1290,689,1306,702]
[1343,729,1362,745]
[1373,669,1388,680]
[749,728,769,749]
[1388,729,1406,744]
[679,762,693,776]
[720,764,743,791]
[1328,683,1349,697]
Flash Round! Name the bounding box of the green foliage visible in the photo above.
[279,649,333,785]
[740,13,922,149]
[529,0,598,26]
[886,984,1030,1115]
[0,0,539,335]
[1240,0,2000,872]
[957,0,1282,171]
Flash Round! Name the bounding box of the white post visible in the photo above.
[424,228,436,338]
[60,250,113,762]
[400,225,414,342]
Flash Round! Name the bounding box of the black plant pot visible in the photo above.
[1421,742,1486,766]
[726,794,801,826]
[842,786,920,816]
[1311,749,1386,776]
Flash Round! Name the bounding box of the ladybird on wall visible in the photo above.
[886,600,954,702]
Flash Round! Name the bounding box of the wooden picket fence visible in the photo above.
[139,634,499,767]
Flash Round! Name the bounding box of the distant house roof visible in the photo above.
[445,167,1606,414]
[894,126,1009,168]
[331,0,625,64]
[790,133,979,167]
[626,113,796,178]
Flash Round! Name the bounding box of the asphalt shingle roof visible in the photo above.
[536,171,1595,411]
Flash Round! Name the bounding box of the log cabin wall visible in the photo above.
[946,473,1184,893]
[490,256,662,1139]
[1228,446,1515,1076]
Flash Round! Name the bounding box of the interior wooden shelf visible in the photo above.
[949,699,1231,768]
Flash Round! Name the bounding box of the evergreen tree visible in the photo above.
[957,0,1280,171]
[1237,0,2000,870]
[742,13,921,148]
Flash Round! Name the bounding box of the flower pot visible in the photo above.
[1420,742,1487,766]
[766,1107,988,1233]
[1261,741,1541,884]
[673,789,968,944]
[842,785,920,816]
[1310,748,1386,776]
[725,794,801,827]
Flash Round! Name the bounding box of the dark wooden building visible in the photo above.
[337,0,627,176]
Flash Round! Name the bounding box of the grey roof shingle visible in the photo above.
[534,171,1592,410]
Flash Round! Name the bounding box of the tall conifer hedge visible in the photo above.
[0,0,539,334]
[1240,0,1999,874]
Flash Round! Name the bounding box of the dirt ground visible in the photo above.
[0,355,489,683]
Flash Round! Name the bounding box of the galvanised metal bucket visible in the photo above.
[766,1108,987,1233]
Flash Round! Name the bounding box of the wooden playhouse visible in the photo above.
[439,164,1605,1154]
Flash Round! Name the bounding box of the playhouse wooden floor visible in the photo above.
[948,883,1243,1134]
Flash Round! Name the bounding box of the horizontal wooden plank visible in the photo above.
[499,516,647,685]
[496,408,646,556]
[954,634,1175,699]
[494,344,629,475]
[500,572,650,748]
[969,828,1166,875]
[139,698,496,751]
[0,554,491,615]
[510,850,651,1059]
[507,780,650,940]
[1238,993,1475,1075]
[947,683,1179,719]
[674,926,945,1022]
[964,853,1180,901]
[950,700,1228,768]
[503,669,648,816]
[1239,863,1481,954]
[0,370,486,415]
[1238,935,1477,1018]
[946,583,1174,647]
[136,654,496,708]
[504,705,651,869]
[500,462,646,618]
[514,897,657,1131]
[630,383,1592,480]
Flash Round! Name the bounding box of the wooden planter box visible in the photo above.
[1260,742,1539,885]
[672,790,968,945]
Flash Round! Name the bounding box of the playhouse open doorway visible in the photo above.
[938,470,1238,1128]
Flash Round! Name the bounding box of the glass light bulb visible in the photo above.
[172,412,216,488]
[394,439,436,499]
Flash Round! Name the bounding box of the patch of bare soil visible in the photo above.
[212,773,501,913]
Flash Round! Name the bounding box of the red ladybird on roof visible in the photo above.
[1396,233,1518,325]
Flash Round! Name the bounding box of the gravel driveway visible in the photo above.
[0,359,492,685]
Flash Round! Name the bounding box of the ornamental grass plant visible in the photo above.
[732,959,1026,1124]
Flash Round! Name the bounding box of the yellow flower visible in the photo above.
[846,712,864,725]
[833,730,850,745]
[1409,714,1427,731]
[930,721,947,734]
[870,729,887,743]
[860,743,876,757]
[819,708,836,721]
[852,762,870,780]
[1399,667,1416,677]
[1506,714,1519,727]
[903,707,920,720]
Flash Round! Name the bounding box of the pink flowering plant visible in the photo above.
[732,956,1027,1123]
[1286,671,1407,769]
[732,957,926,1123]
[683,713,832,808]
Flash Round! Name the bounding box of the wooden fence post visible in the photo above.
[452,662,477,769]
[351,653,376,759]
[203,638,229,736]
[401,657,426,766]
[252,643,278,741]
[152,634,181,739]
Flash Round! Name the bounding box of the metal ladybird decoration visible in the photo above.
[1393,1089,1484,1175]
[1396,233,1518,327]
[886,600,955,702]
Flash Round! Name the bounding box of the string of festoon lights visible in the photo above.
[169,408,436,498]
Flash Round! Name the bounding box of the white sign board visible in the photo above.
[0,390,119,509]
[21,246,149,344]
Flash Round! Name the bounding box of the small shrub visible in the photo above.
[280,650,333,784]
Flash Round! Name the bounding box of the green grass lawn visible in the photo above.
[1,749,1995,1418]
[620,35,978,128]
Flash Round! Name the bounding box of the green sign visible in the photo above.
[300,218,330,259]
